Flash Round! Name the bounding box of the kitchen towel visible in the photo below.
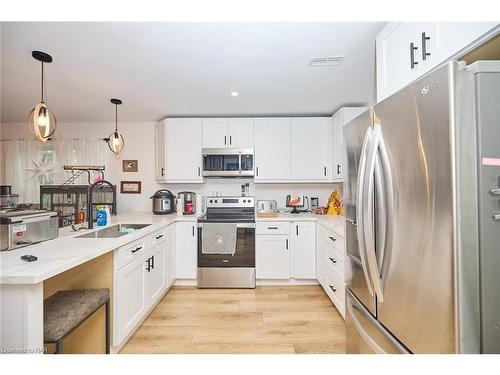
[201,223,237,255]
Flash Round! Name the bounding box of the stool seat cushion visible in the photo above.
[44,288,109,343]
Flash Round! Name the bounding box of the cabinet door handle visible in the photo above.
[337,164,341,175]
[296,225,299,236]
[131,246,142,253]
[198,167,201,176]
[268,226,278,230]
[229,135,232,145]
[161,167,165,177]
[421,32,431,60]
[285,239,289,250]
[146,257,151,272]
[324,166,327,176]
[329,236,336,242]
[155,234,164,240]
[410,42,418,69]
[151,255,155,269]
[224,135,227,145]
[192,226,195,236]
[256,166,259,176]
[329,257,337,264]
[329,285,337,293]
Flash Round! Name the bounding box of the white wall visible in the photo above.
[1,122,342,213]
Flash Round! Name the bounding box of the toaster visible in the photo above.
[256,200,277,213]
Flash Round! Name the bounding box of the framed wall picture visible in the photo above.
[120,181,141,194]
[122,160,138,172]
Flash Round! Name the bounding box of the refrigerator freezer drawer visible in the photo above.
[346,289,409,354]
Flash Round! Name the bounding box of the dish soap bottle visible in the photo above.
[96,205,108,227]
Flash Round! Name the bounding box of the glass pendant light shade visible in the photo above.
[107,129,125,155]
[29,51,57,143]
[104,98,125,156]
[27,102,57,142]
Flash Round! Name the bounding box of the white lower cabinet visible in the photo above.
[256,233,290,279]
[291,222,316,279]
[114,252,147,345]
[175,221,198,279]
[316,223,346,318]
[145,244,166,306]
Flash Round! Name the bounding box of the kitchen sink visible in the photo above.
[76,224,151,239]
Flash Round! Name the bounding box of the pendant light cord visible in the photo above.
[115,103,118,131]
[41,62,44,103]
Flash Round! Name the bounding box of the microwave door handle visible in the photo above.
[363,124,385,302]
[379,131,395,287]
[356,126,374,297]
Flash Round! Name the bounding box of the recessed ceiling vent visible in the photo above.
[308,56,346,66]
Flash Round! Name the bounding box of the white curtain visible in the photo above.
[0,138,106,204]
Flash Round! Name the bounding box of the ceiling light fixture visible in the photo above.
[27,51,57,142]
[104,98,125,156]
[230,91,239,97]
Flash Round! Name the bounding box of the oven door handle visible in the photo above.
[197,222,256,228]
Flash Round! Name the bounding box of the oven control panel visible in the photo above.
[206,196,254,208]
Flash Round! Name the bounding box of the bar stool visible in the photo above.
[44,288,110,354]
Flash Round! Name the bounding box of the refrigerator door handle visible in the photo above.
[347,293,386,354]
[378,130,395,286]
[375,153,386,271]
[356,126,375,296]
[363,124,385,302]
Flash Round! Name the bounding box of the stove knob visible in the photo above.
[243,200,246,203]
[215,200,218,203]
[248,199,252,203]
[209,200,213,203]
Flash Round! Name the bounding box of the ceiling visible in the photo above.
[0,22,384,123]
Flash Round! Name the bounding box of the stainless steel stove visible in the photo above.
[197,196,255,288]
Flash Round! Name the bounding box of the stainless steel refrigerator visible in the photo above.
[344,60,500,354]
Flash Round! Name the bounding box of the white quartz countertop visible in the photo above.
[256,212,345,236]
[0,212,199,285]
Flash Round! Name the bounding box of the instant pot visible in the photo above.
[150,189,175,215]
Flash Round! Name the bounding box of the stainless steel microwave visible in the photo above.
[202,148,254,177]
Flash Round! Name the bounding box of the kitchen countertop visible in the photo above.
[256,212,345,236]
[0,212,199,285]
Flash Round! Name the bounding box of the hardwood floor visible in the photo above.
[120,285,346,354]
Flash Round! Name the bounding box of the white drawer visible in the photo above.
[256,221,290,235]
[150,227,167,247]
[324,267,345,318]
[323,229,345,253]
[325,245,345,277]
[115,237,148,270]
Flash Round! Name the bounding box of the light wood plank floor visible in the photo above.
[120,285,346,354]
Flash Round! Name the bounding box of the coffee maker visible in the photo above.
[178,191,196,215]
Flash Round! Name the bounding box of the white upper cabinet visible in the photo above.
[202,118,254,149]
[290,117,331,181]
[254,118,291,181]
[155,122,166,181]
[227,118,254,148]
[163,118,203,183]
[377,22,499,101]
[202,118,228,148]
[332,107,367,181]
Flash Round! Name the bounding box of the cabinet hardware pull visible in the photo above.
[286,239,289,250]
[256,166,259,176]
[329,257,337,264]
[192,226,195,236]
[329,285,337,293]
[337,164,341,175]
[155,234,164,239]
[224,136,227,145]
[296,225,299,236]
[268,226,278,229]
[410,42,418,69]
[421,32,431,60]
[329,236,336,242]
[198,167,201,176]
[324,166,327,176]
[229,135,232,145]
[151,255,155,269]
[146,257,151,272]
[490,188,500,196]
[161,167,165,176]
[131,246,142,253]
[493,212,500,221]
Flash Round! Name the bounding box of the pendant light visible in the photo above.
[27,51,57,142]
[104,98,125,155]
